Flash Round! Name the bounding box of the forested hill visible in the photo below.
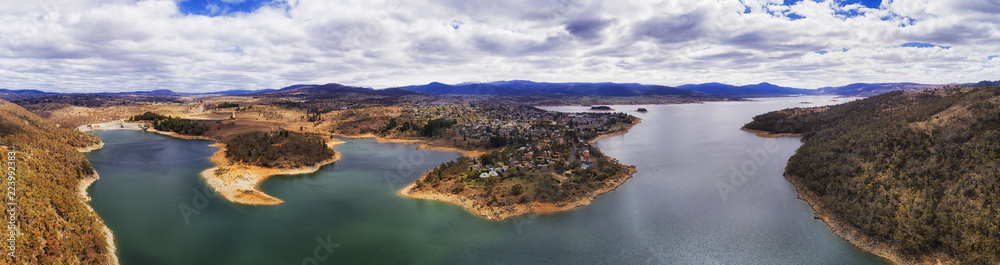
[743,86,1000,264]
[0,99,115,264]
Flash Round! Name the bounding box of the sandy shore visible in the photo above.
[75,122,486,205]
[77,121,345,205]
[740,128,803,139]
[785,176,957,265]
[399,166,636,221]
[413,143,488,157]
[334,133,489,157]
[75,121,147,132]
[76,121,215,140]
[77,141,105,153]
[199,139,344,205]
[588,117,642,144]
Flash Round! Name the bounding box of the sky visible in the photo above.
[0,0,998,93]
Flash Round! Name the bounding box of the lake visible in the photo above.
[85,96,889,264]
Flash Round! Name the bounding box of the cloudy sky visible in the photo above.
[1,0,998,93]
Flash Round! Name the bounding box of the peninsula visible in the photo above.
[399,104,641,220]
[742,85,1000,264]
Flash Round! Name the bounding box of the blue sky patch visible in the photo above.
[780,0,877,19]
[836,0,881,8]
[816,48,849,55]
[177,0,284,16]
[989,55,999,60]
[762,5,805,20]
[784,0,879,8]
[902,42,951,49]
[834,8,863,18]
[224,46,244,55]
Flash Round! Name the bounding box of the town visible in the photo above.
[397,102,639,220]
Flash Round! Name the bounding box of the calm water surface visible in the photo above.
[86,96,889,264]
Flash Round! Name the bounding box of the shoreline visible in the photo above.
[784,174,958,265]
[744,126,933,264]
[75,121,215,140]
[332,132,490,157]
[532,101,720,108]
[76,143,121,265]
[740,128,803,139]
[588,117,642,144]
[76,118,638,216]
[74,122,489,206]
[76,121,344,205]
[77,141,105,153]
[399,166,636,221]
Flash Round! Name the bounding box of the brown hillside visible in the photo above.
[0,99,116,264]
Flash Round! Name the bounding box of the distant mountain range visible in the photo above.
[2,80,995,99]
[401,80,705,97]
[0,88,277,99]
[253,83,425,99]
[815,83,945,97]
[677,82,813,96]
[401,80,976,97]
[0,89,56,95]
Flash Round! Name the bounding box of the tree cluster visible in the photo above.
[129,111,209,135]
[420,118,457,137]
[216,102,239,108]
[225,129,335,168]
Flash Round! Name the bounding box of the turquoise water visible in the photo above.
[86,96,889,264]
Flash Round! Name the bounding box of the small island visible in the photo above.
[590,105,613,110]
[202,129,343,205]
[636,108,648,112]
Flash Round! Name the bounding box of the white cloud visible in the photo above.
[0,0,997,92]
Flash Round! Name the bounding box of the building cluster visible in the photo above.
[403,102,634,178]
[421,104,632,177]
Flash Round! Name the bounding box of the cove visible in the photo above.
[85,96,890,264]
